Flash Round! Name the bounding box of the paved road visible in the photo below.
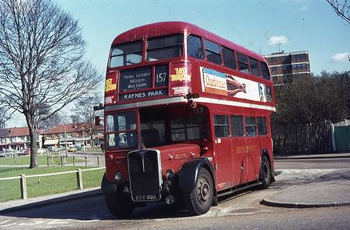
[0,157,349,229]
[275,157,350,169]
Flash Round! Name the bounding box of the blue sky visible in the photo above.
[54,0,350,75]
[7,0,350,127]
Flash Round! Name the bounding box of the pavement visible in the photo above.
[0,152,350,215]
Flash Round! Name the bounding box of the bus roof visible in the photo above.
[112,21,265,62]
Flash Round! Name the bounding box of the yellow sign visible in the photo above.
[105,78,117,92]
[170,68,191,81]
[236,145,257,154]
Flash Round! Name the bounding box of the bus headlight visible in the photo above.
[114,171,123,182]
[166,169,174,180]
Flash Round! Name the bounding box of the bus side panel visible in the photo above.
[230,136,247,186]
[213,137,233,191]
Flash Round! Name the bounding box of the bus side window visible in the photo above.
[249,57,261,77]
[245,117,257,137]
[230,115,244,137]
[257,117,268,135]
[237,52,250,74]
[187,35,204,60]
[214,115,229,137]
[204,39,222,65]
[261,62,271,80]
[222,46,237,70]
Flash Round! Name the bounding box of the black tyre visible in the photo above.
[183,168,214,215]
[260,155,272,189]
[104,191,135,218]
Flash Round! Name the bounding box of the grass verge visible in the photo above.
[0,166,105,202]
[0,155,85,166]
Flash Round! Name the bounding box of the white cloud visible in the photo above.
[298,5,308,11]
[331,53,350,62]
[268,36,289,46]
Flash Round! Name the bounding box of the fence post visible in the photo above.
[47,156,50,167]
[60,156,63,167]
[20,174,27,199]
[76,169,83,190]
[73,156,75,167]
[97,155,100,167]
[85,156,88,167]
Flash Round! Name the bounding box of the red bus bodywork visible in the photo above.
[102,22,275,217]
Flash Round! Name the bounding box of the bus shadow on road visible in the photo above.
[0,186,267,221]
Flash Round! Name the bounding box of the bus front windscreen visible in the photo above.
[106,111,138,149]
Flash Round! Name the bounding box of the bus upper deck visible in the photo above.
[104,21,275,113]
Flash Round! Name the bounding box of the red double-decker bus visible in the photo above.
[100,21,276,217]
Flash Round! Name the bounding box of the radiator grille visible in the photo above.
[128,150,162,202]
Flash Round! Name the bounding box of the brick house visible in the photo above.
[43,123,104,148]
[0,127,43,151]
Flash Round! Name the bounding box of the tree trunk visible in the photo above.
[25,113,39,168]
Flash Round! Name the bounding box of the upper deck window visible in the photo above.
[204,39,222,65]
[249,57,261,77]
[147,34,183,62]
[222,47,237,70]
[187,35,204,60]
[110,41,142,68]
[261,62,271,80]
[237,52,250,74]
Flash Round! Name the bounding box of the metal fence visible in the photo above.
[272,121,333,155]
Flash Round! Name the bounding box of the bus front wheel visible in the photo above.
[260,155,272,189]
[183,168,214,215]
[104,191,134,218]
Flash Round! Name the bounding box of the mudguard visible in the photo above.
[101,173,118,194]
[177,157,215,193]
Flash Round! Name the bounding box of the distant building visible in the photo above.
[264,51,311,85]
[0,127,43,151]
[43,123,103,148]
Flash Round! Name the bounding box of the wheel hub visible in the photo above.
[197,178,210,203]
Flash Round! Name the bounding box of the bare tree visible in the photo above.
[38,111,63,131]
[326,0,350,24]
[0,0,101,168]
[73,93,103,147]
[0,107,6,128]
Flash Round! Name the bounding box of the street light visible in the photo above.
[62,124,68,157]
[82,127,86,153]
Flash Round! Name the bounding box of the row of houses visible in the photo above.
[0,123,104,152]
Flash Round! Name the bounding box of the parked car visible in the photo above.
[48,146,61,152]
[37,148,46,154]
[68,146,77,152]
[0,149,14,157]
[23,149,31,155]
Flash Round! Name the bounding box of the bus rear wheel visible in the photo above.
[104,190,135,218]
[260,155,272,189]
[183,168,213,215]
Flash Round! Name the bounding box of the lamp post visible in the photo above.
[62,124,68,157]
[82,127,86,153]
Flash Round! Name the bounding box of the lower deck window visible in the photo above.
[257,117,268,135]
[214,115,229,137]
[171,116,208,141]
[245,117,257,137]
